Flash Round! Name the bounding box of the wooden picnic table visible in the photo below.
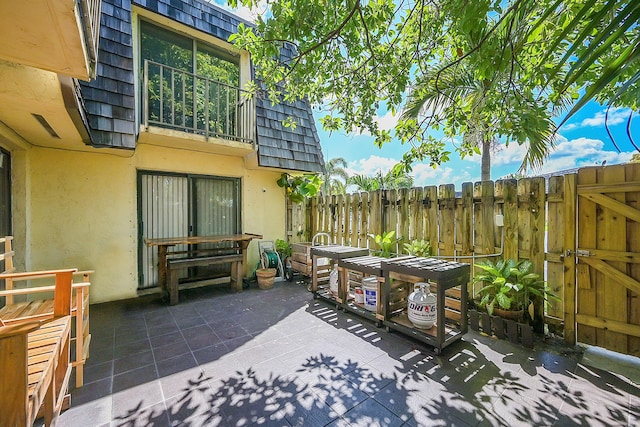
[145,233,262,302]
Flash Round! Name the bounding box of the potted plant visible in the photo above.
[473,258,558,323]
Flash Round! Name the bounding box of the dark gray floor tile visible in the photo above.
[114,350,155,375]
[82,360,114,385]
[71,377,113,405]
[192,342,230,365]
[183,326,222,351]
[114,338,151,358]
[149,331,186,349]
[153,340,191,362]
[112,363,158,393]
[147,323,180,338]
[175,314,206,329]
[156,353,198,377]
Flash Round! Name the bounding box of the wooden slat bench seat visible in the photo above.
[166,254,243,305]
[0,269,75,427]
[0,236,92,388]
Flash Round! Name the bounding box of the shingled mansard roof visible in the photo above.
[79,0,324,173]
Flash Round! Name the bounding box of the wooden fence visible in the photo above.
[290,177,566,323]
[287,164,640,356]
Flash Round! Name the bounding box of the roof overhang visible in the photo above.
[0,0,100,81]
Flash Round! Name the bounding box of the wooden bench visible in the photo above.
[0,269,75,427]
[166,253,243,305]
[0,236,91,388]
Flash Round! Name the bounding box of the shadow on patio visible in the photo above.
[57,280,639,427]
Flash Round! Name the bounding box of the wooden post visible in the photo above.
[547,176,565,320]
[343,194,350,246]
[424,186,438,255]
[502,179,518,261]
[563,173,577,345]
[399,188,409,252]
[336,194,344,245]
[577,168,597,345]
[459,182,473,258]
[360,192,369,248]
[530,177,546,333]
[439,184,455,257]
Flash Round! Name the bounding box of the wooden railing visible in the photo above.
[78,0,102,78]
[143,60,256,145]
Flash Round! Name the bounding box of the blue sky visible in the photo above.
[315,104,637,190]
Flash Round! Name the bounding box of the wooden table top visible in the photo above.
[144,233,263,246]
[310,245,370,259]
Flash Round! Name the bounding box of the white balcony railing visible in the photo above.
[143,60,256,145]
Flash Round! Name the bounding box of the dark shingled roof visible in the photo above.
[79,0,324,172]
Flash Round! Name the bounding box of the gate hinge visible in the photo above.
[566,249,592,257]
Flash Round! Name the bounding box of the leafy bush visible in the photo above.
[368,231,399,258]
[403,239,432,257]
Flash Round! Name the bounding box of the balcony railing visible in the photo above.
[78,0,101,78]
[142,60,256,145]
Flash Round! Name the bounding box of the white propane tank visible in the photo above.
[408,282,437,329]
[362,277,378,312]
[329,264,339,295]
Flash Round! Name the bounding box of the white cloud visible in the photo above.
[352,111,399,136]
[346,155,398,176]
[563,107,631,130]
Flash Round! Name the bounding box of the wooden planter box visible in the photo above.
[468,309,534,348]
[291,242,313,276]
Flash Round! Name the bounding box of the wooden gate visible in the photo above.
[571,163,640,356]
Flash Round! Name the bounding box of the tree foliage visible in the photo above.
[323,157,350,195]
[229,0,639,172]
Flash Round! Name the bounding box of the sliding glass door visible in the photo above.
[138,171,240,289]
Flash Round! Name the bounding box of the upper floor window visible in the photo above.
[140,21,239,87]
[140,20,253,142]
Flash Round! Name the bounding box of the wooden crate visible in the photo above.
[291,242,312,276]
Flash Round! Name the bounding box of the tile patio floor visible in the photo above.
[58,280,639,426]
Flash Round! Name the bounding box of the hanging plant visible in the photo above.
[276,173,322,203]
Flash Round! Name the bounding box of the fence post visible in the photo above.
[563,173,577,345]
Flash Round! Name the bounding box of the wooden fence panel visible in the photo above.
[412,187,424,244]
[360,192,369,248]
[337,194,345,245]
[626,164,640,355]
[399,188,410,251]
[459,182,473,258]
[517,179,532,260]
[600,166,628,353]
[563,173,577,345]
[439,184,456,257]
[577,168,598,345]
[425,186,438,255]
[474,181,495,257]
[502,179,518,262]
[547,176,565,320]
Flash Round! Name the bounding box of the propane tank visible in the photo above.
[329,264,339,295]
[408,282,437,329]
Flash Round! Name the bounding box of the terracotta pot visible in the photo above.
[256,268,277,289]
